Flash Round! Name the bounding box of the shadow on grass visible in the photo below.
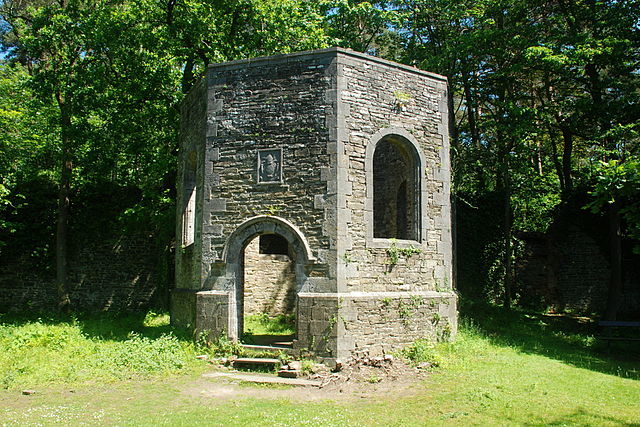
[545,408,638,426]
[0,310,193,342]
[462,300,640,380]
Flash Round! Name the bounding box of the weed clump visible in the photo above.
[401,339,443,369]
[92,333,187,378]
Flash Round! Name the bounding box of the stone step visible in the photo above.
[241,344,295,355]
[231,357,281,369]
[204,372,321,387]
[277,369,301,378]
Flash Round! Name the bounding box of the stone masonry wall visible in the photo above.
[243,237,296,316]
[339,292,457,357]
[556,228,609,312]
[174,49,457,358]
[175,77,207,293]
[517,228,611,314]
[200,52,338,292]
[0,234,159,312]
[296,291,457,359]
[338,54,452,293]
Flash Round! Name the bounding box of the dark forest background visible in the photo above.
[1,0,638,319]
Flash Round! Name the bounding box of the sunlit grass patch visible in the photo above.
[243,313,295,336]
[0,311,202,390]
[1,305,639,426]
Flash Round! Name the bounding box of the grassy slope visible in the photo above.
[0,305,639,426]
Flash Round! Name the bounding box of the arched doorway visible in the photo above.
[221,215,314,345]
[241,233,296,346]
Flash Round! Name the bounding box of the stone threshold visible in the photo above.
[203,372,321,387]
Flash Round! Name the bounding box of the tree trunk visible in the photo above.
[447,81,458,149]
[56,95,72,312]
[605,201,622,320]
[462,70,480,149]
[503,174,513,309]
[181,54,195,94]
[548,126,565,193]
[461,64,485,188]
[561,127,573,193]
[496,129,513,309]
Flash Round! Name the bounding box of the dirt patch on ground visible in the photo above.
[183,356,430,402]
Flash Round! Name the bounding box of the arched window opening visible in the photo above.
[373,136,419,240]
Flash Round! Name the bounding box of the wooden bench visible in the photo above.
[598,321,640,351]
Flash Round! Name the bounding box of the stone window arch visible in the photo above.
[366,128,425,246]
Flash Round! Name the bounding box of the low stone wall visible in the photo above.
[339,292,457,358]
[556,229,609,312]
[196,290,233,340]
[517,227,640,315]
[296,294,340,358]
[170,288,197,328]
[243,238,296,316]
[0,234,161,312]
[295,291,457,360]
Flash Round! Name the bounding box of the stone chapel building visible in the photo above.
[171,47,457,362]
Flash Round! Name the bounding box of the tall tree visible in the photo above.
[1,0,332,310]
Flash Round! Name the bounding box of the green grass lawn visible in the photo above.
[0,304,639,426]
[243,313,296,336]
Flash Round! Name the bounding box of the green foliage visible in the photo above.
[385,240,422,266]
[92,333,187,378]
[393,0,640,309]
[588,157,640,250]
[0,63,57,244]
[319,0,396,54]
[0,311,201,389]
[299,358,316,375]
[0,0,638,316]
[401,339,443,369]
[397,295,424,325]
[0,0,332,304]
[207,334,244,358]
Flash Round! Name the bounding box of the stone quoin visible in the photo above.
[171,47,457,362]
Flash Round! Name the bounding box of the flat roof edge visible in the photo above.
[206,47,447,83]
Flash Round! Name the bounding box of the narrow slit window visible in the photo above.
[182,186,196,246]
[182,152,197,247]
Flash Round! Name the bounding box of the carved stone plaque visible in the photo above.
[257,148,282,183]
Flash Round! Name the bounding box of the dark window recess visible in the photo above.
[373,136,419,240]
[396,180,408,240]
[259,234,289,255]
